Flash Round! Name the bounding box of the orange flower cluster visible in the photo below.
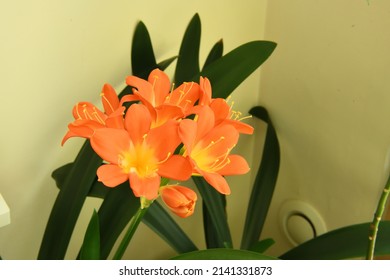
[62,69,253,218]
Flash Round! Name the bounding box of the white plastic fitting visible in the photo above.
[0,193,10,228]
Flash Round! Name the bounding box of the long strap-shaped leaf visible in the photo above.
[241,106,280,250]
[193,176,233,248]
[38,141,102,259]
[280,221,390,259]
[198,41,276,99]
[131,21,157,80]
[79,210,100,260]
[174,13,201,85]
[97,182,139,260]
[171,248,277,260]
[143,201,198,254]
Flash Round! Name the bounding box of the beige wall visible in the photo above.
[2,0,390,260]
[0,0,267,259]
[260,0,390,255]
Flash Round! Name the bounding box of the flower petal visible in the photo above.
[126,75,155,105]
[90,128,130,164]
[125,104,152,144]
[154,105,183,128]
[160,185,197,218]
[194,105,215,142]
[197,124,239,157]
[148,69,171,106]
[201,171,231,195]
[210,98,230,121]
[129,172,160,200]
[169,82,200,113]
[158,155,192,181]
[199,77,212,106]
[224,119,254,135]
[62,119,105,145]
[218,154,250,176]
[101,83,120,115]
[146,120,180,160]
[105,106,125,129]
[179,119,197,155]
[97,164,128,187]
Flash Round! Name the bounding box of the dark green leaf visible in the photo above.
[79,210,100,260]
[198,41,277,99]
[202,195,227,248]
[157,56,178,71]
[98,182,139,259]
[202,39,223,70]
[131,21,157,79]
[38,141,102,259]
[174,13,201,85]
[52,162,109,199]
[280,221,390,260]
[249,238,276,253]
[171,248,278,260]
[192,176,232,248]
[143,201,198,253]
[241,106,280,250]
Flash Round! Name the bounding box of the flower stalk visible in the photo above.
[366,173,390,260]
[113,206,149,260]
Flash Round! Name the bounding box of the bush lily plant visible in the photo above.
[38,14,390,260]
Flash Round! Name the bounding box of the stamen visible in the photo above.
[82,105,93,120]
[75,103,82,120]
[152,75,159,90]
[238,115,253,121]
[157,152,171,165]
[177,82,194,103]
[170,82,175,93]
[209,148,232,171]
[204,136,225,151]
[100,92,115,114]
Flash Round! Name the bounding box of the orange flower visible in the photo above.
[160,185,197,218]
[125,69,200,127]
[179,106,250,195]
[90,103,192,201]
[198,77,254,135]
[62,84,125,145]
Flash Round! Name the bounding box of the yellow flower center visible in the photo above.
[118,141,158,178]
[191,137,232,173]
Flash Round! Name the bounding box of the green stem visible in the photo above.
[366,174,390,260]
[113,206,149,260]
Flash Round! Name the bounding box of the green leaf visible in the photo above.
[202,194,227,248]
[280,221,390,260]
[79,210,100,260]
[249,238,276,253]
[131,21,157,79]
[198,41,276,99]
[143,201,198,253]
[38,141,102,259]
[192,176,232,248]
[202,39,223,70]
[52,162,109,199]
[241,106,280,250]
[157,56,178,71]
[171,248,278,260]
[98,182,139,259]
[174,13,201,85]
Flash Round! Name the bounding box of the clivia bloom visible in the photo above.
[160,185,197,218]
[62,84,125,145]
[179,106,250,195]
[125,69,200,127]
[90,103,192,202]
[198,77,254,135]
